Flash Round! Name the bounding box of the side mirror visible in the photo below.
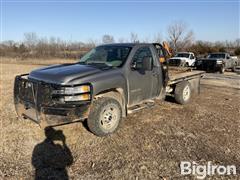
[227,56,230,59]
[131,61,137,69]
[142,57,153,71]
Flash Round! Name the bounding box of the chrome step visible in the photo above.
[127,100,155,114]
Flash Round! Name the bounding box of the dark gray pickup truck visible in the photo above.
[14,43,204,136]
[196,52,237,73]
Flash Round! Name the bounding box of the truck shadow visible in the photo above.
[165,95,177,103]
[32,127,73,180]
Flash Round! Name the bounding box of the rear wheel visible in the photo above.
[174,81,191,104]
[87,97,122,136]
[232,62,237,72]
[233,66,240,74]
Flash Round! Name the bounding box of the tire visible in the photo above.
[233,66,240,74]
[87,97,122,136]
[185,62,189,67]
[174,81,191,104]
[232,63,237,72]
[220,66,225,74]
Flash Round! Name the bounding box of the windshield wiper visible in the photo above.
[78,61,115,70]
[86,61,113,67]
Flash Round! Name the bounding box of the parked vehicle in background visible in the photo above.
[168,52,196,67]
[231,56,240,65]
[195,52,237,73]
[231,56,240,73]
[14,43,204,136]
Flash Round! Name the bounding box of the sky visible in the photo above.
[1,0,239,43]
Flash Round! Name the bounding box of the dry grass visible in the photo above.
[1,57,76,65]
[0,59,240,179]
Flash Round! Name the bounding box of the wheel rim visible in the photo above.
[183,85,190,101]
[99,104,119,131]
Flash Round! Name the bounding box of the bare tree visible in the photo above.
[102,34,115,44]
[130,32,139,43]
[143,36,151,43]
[24,32,38,48]
[153,32,162,43]
[167,21,194,52]
[86,39,98,48]
[36,38,48,57]
[234,38,240,47]
[118,37,126,43]
[181,30,194,49]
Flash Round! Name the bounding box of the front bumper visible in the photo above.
[14,75,91,127]
[196,61,223,72]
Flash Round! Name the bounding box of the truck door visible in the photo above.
[128,46,159,106]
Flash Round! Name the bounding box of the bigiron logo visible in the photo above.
[180,161,237,179]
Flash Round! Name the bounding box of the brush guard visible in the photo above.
[14,75,90,127]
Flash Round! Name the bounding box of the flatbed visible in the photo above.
[168,67,205,85]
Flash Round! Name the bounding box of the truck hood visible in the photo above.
[169,57,188,61]
[198,58,222,61]
[29,63,102,84]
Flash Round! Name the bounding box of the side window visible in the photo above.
[190,54,194,59]
[132,47,153,68]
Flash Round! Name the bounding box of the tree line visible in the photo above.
[1,21,240,60]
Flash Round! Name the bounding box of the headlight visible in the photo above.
[64,94,91,102]
[52,85,91,102]
[64,85,90,94]
[52,85,91,95]
[197,60,202,64]
[216,60,223,64]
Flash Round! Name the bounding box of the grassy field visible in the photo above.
[0,59,240,179]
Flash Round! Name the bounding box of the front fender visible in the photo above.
[92,74,128,102]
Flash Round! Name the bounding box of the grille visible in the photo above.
[201,60,216,70]
[169,59,182,66]
[15,77,54,107]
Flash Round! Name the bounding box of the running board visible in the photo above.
[127,100,155,114]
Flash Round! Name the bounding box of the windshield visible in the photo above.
[175,53,190,58]
[208,54,226,59]
[79,46,132,68]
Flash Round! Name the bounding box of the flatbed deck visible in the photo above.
[168,67,205,85]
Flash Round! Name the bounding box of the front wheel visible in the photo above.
[87,97,122,136]
[220,66,225,74]
[174,81,191,104]
[184,62,189,67]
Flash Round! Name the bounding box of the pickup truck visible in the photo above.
[14,43,204,136]
[195,52,237,73]
[168,52,196,67]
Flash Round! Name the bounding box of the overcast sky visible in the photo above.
[1,0,239,42]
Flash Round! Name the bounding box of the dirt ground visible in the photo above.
[0,62,240,179]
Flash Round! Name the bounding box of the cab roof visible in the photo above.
[98,43,153,47]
